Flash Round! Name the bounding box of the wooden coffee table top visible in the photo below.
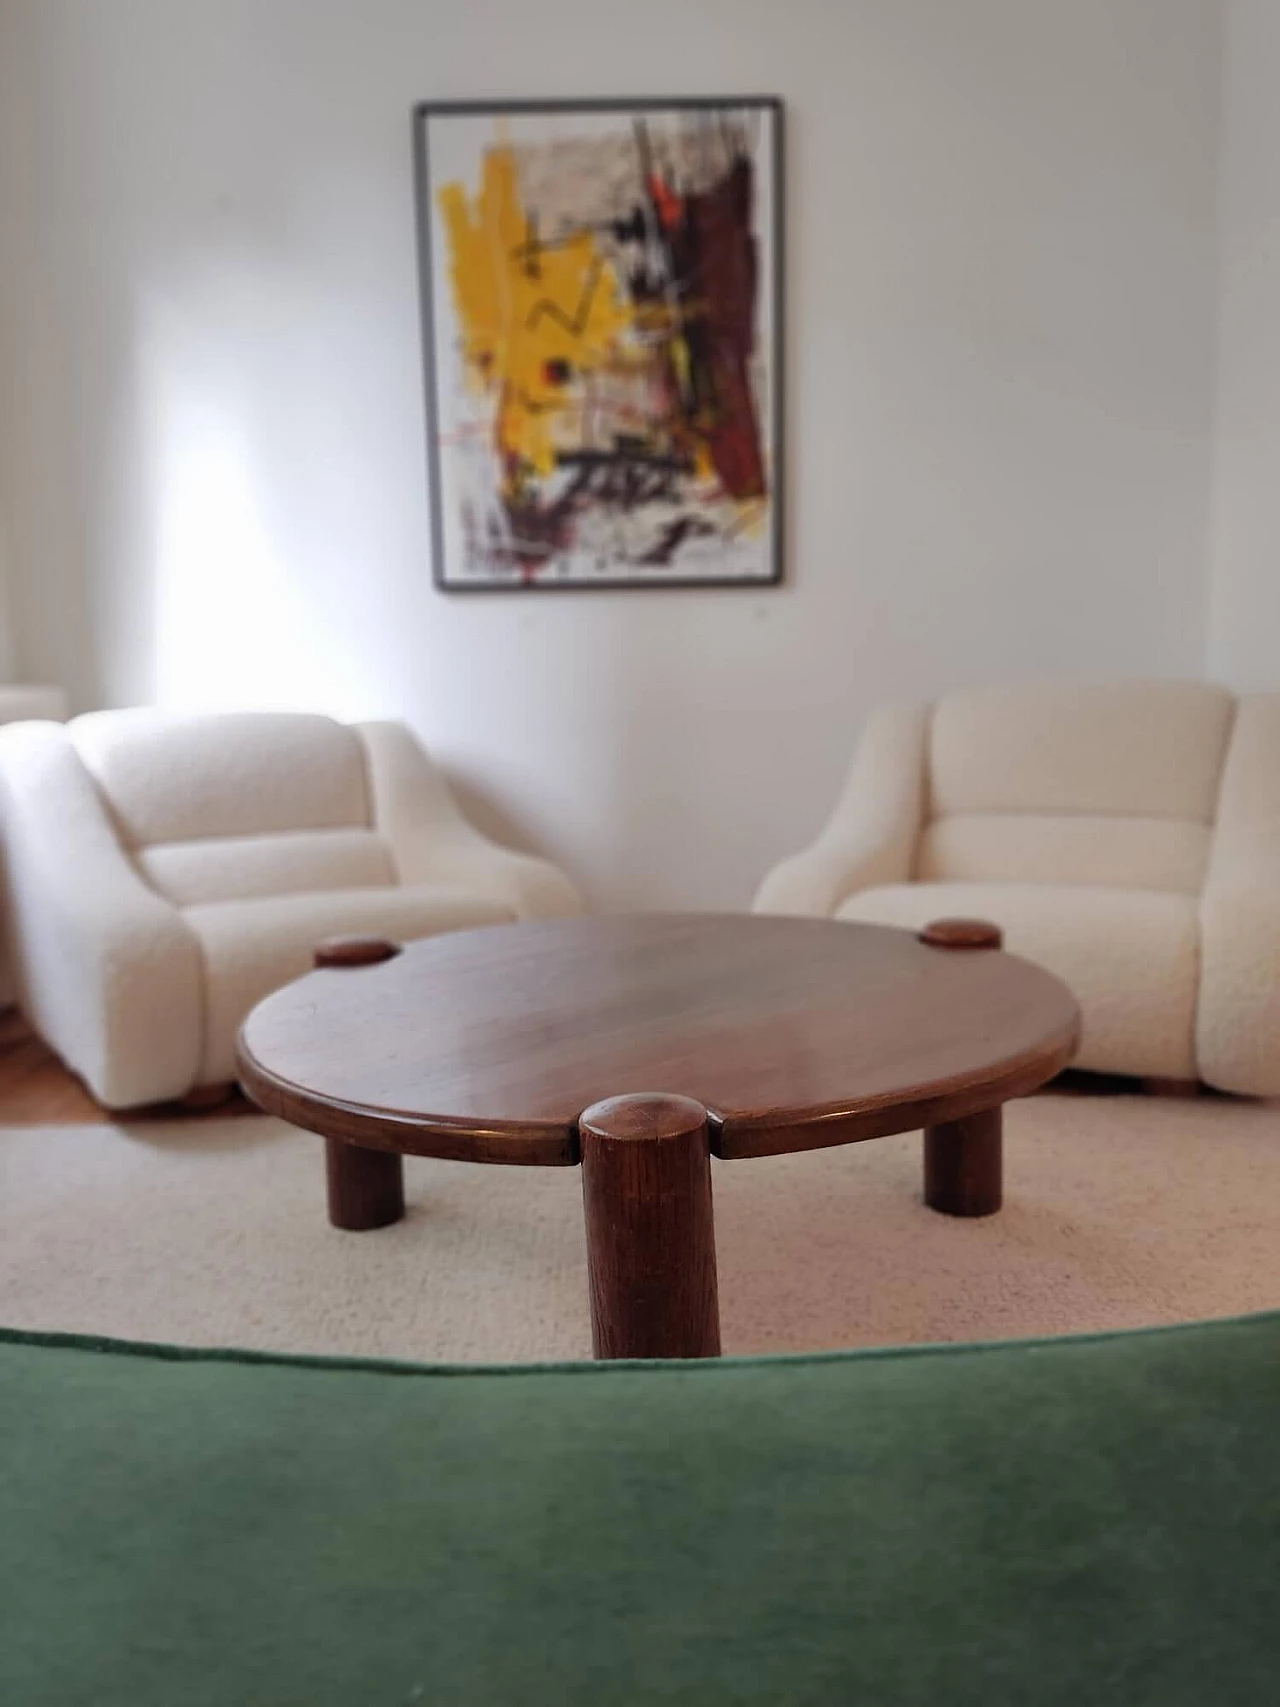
[237,914,1079,1166]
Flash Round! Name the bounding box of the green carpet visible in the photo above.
[2,1315,1279,1704]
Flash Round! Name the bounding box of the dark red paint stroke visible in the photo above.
[682,154,767,501]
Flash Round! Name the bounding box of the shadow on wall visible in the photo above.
[445,769,546,860]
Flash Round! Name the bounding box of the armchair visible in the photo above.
[0,710,581,1108]
[755,680,1280,1095]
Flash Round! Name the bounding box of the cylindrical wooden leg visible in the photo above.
[325,1139,405,1231]
[924,1107,1003,1217]
[312,941,407,1232]
[579,1094,721,1361]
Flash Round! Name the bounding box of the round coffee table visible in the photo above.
[237,914,1079,1361]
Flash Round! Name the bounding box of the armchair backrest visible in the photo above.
[918,681,1237,894]
[69,710,396,906]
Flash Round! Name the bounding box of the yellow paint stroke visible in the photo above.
[438,143,633,481]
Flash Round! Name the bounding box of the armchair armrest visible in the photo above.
[356,722,583,921]
[753,702,929,916]
[0,722,202,1106]
[1197,694,1280,1096]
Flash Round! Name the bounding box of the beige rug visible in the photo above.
[2,1090,1278,1363]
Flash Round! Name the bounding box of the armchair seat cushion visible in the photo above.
[186,887,515,1083]
[836,882,1199,1080]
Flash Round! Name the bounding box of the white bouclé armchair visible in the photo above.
[754,680,1280,1096]
[0,710,582,1109]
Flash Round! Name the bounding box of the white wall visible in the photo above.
[0,0,1225,907]
[1208,0,1280,691]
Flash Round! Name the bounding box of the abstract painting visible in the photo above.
[413,97,782,590]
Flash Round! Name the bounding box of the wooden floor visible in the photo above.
[0,1009,256,1125]
[0,1008,102,1123]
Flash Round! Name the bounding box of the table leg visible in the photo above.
[578,1094,721,1360]
[325,1138,405,1231]
[923,1107,1003,1217]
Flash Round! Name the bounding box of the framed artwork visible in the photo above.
[413,96,783,591]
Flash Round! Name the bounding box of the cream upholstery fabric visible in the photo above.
[0,711,581,1107]
[756,680,1280,1094]
[837,882,1199,1080]
[927,680,1235,820]
[138,829,396,907]
[915,815,1212,894]
[357,721,583,919]
[920,681,1233,895]
[71,710,372,847]
[752,702,929,916]
[0,722,202,1106]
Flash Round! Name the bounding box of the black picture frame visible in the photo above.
[412,95,785,593]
